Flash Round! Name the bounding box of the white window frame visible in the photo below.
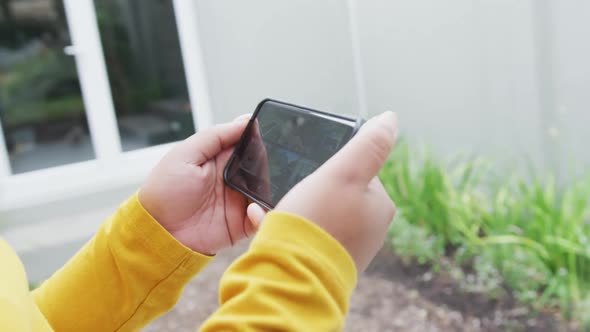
[0,0,212,210]
[173,0,214,132]
[0,119,10,178]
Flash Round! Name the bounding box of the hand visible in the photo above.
[139,116,267,255]
[275,111,398,272]
[224,119,272,205]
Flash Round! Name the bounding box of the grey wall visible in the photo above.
[195,0,589,172]
[358,0,544,165]
[194,0,359,122]
[550,1,590,175]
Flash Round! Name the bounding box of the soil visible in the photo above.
[144,242,578,332]
[364,249,577,332]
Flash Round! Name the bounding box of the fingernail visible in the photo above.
[381,111,398,127]
[380,111,396,121]
[234,113,252,122]
[378,111,398,141]
[248,203,266,227]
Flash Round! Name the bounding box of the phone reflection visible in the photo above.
[226,119,272,207]
[225,100,356,208]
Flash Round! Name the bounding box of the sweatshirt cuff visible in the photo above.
[119,193,214,274]
[252,211,358,293]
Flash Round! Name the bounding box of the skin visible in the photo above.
[276,111,399,271]
[139,110,399,273]
[226,118,272,205]
[139,114,266,255]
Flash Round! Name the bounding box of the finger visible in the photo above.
[227,119,272,201]
[242,199,256,238]
[188,119,249,165]
[243,203,266,238]
[249,123,272,200]
[322,111,398,185]
[247,202,267,228]
[243,216,256,238]
[224,177,250,245]
[216,147,236,170]
[234,113,252,122]
[368,177,397,227]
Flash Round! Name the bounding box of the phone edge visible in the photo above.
[223,98,362,211]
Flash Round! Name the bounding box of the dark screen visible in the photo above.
[225,101,356,208]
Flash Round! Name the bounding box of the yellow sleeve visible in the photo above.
[0,239,54,332]
[199,211,358,331]
[33,193,213,332]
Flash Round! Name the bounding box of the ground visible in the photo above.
[144,242,573,332]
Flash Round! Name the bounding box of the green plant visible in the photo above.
[478,175,590,315]
[380,141,590,324]
[387,214,443,265]
[95,2,163,115]
[0,49,84,127]
[380,141,488,253]
[3,96,84,127]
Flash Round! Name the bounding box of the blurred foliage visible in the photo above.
[4,96,83,127]
[0,20,58,49]
[94,0,162,115]
[380,141,590,324]
[0,49,83,127]
[0,1,83,128]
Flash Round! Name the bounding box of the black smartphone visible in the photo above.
[224,99,364,210]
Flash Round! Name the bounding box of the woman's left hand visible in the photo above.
[139,115,266,255]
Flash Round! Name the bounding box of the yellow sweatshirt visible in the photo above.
[0,194,357,331]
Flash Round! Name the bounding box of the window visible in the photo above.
[94,0,195,152]
[0,0,95,174]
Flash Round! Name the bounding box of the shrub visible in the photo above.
[379,142,590,322]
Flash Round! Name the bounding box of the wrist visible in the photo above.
[168,228,217,257]
[138,188,166,228]
[137,189,217,256]
[126,193,214,264]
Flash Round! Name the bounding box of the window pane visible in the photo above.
[0,0,95,174]
[94,0,195,152]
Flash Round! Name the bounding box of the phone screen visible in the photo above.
[224,100,356,208]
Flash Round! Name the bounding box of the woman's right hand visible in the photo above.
[275,111,398,272]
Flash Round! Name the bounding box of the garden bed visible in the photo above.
[366,248,576,331]
[146,242,577,331]
[147,142,589,331]
[378,142,590,330]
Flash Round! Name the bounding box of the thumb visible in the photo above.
[185,118,249,165]
[247,202,267,228]
[321,111,398,185]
